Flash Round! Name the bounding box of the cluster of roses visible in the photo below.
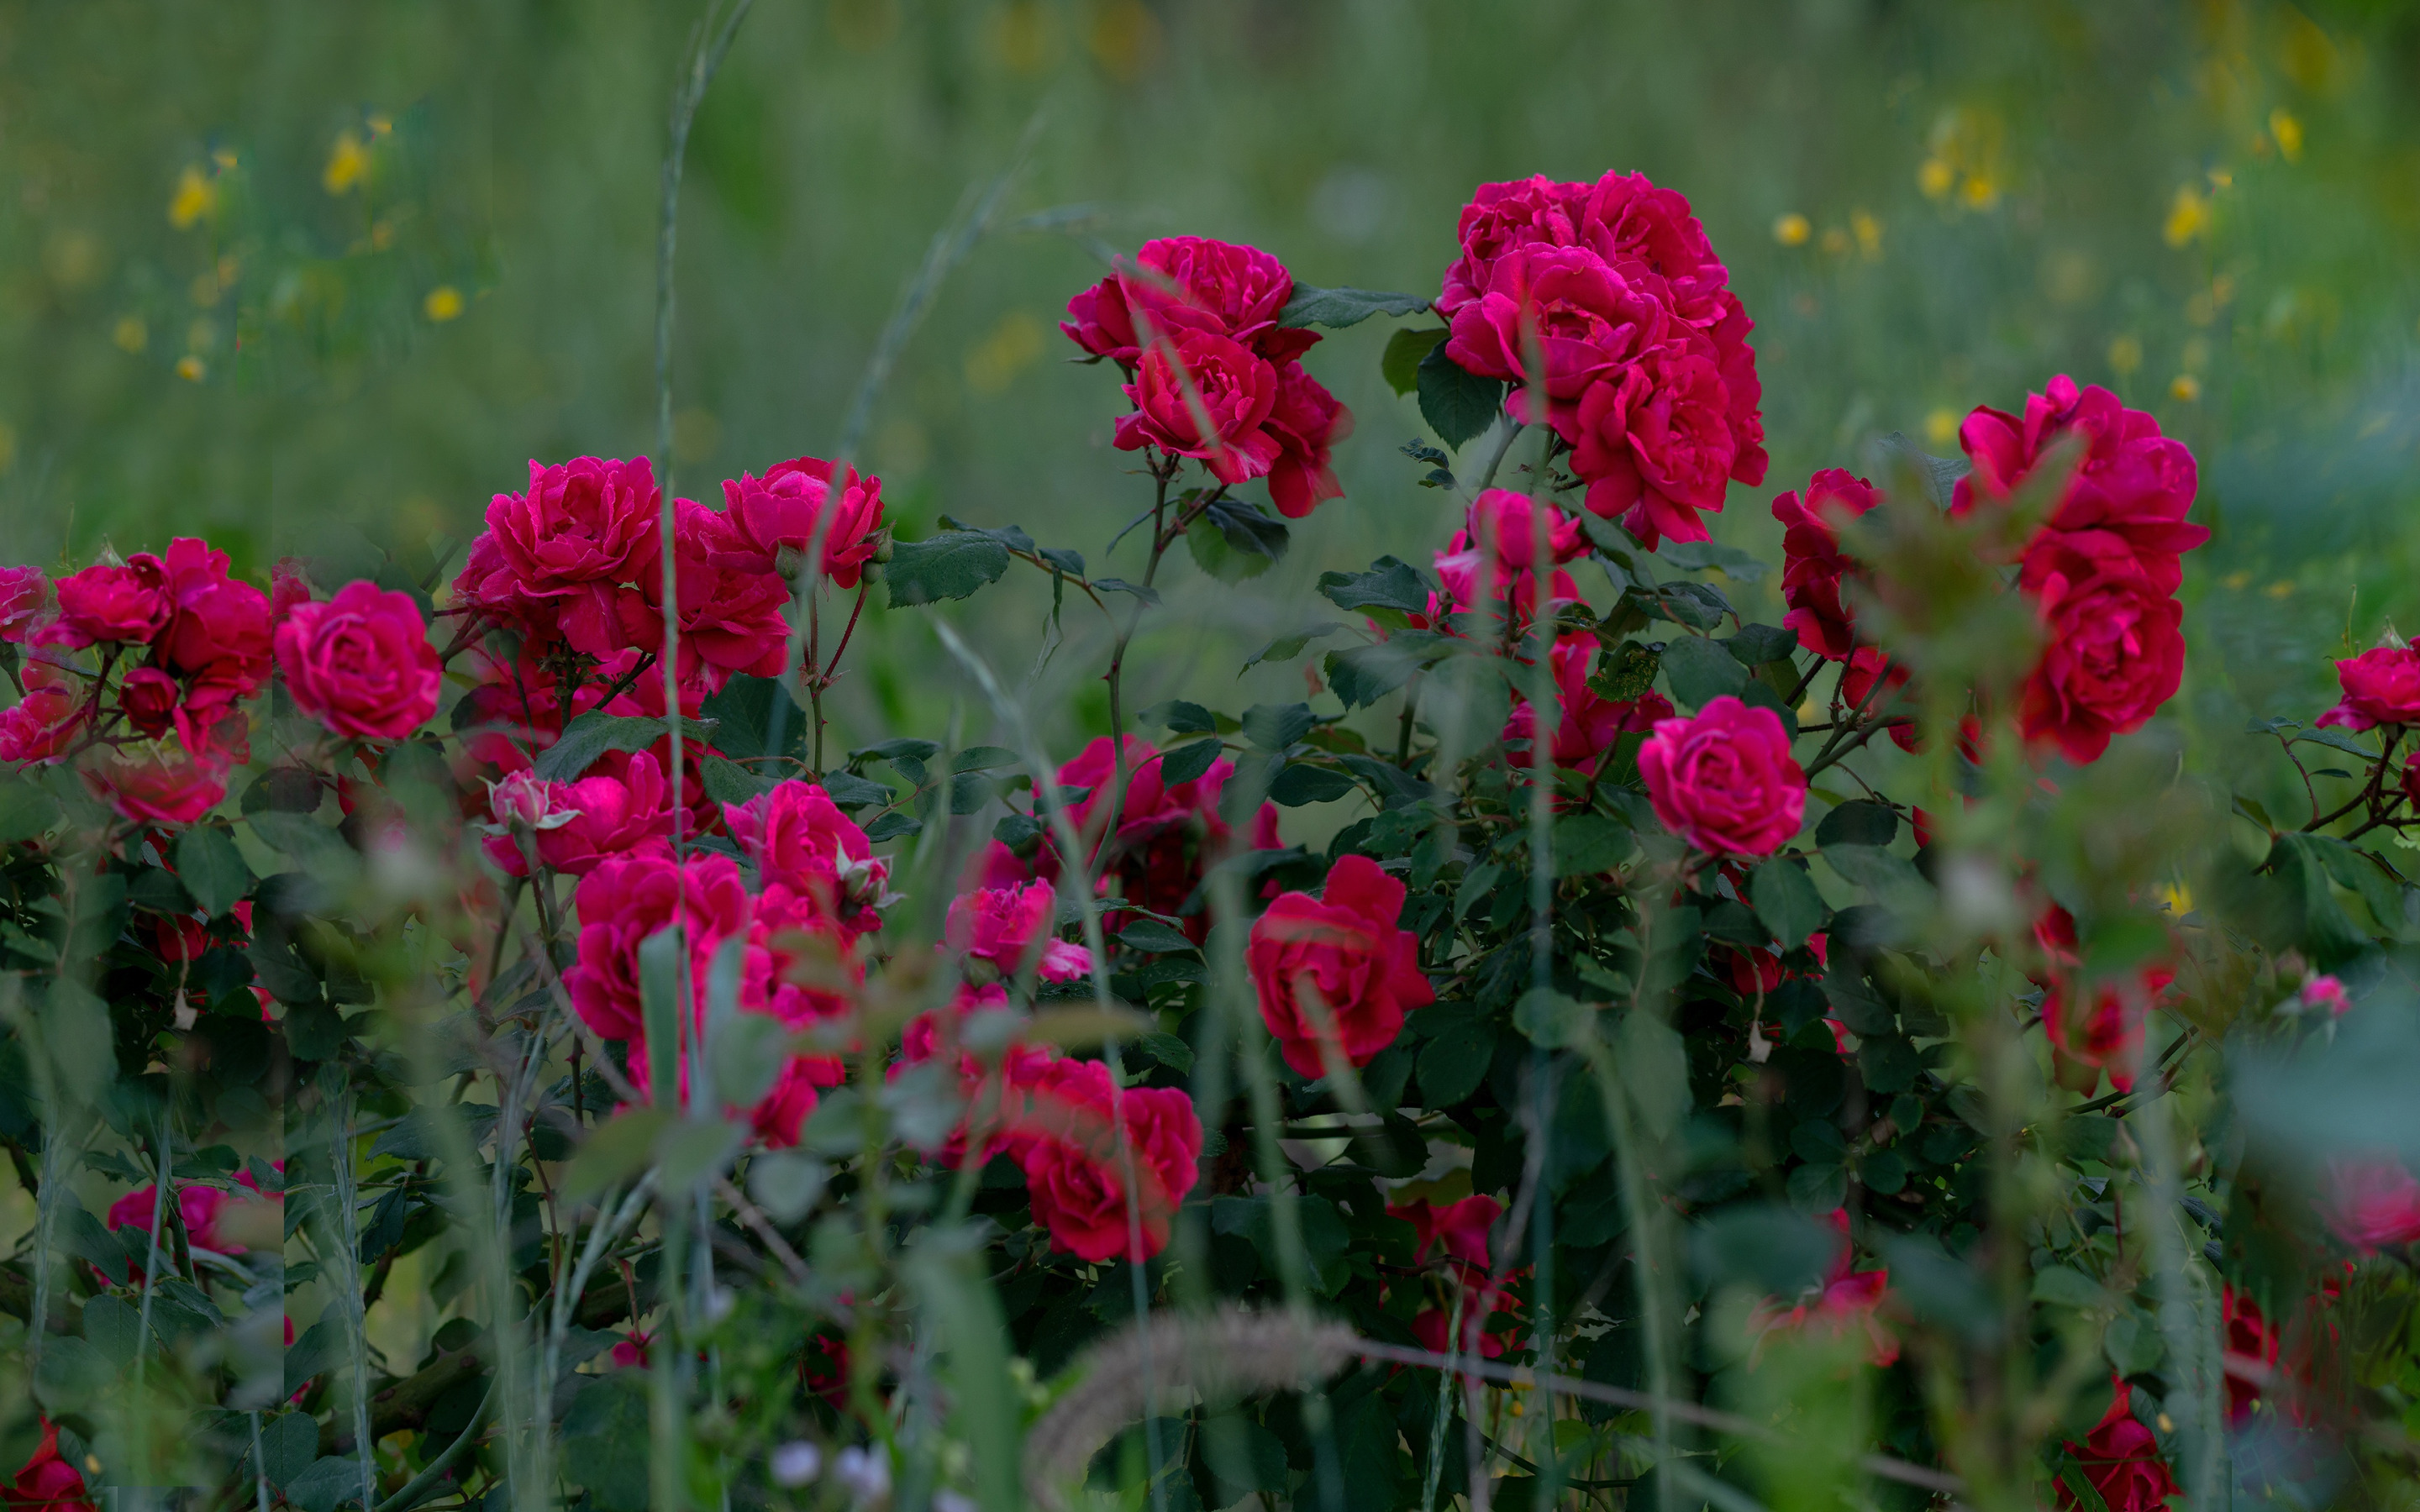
[1434,171,1769,550]
[1062,235,1354,518]
[0,540,440,824]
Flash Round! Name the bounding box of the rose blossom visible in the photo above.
[1112,327,1282,485]
[1392,1194,1524,1358]
[474,456,661,652]
[1955,375,2207,588]
[1465,489,1587,572]
[118,667,181,738]
[2016,528,2186,764]
[1432,531,1581,627]
[1638,696,1806,857]
[482,751,674,877]
[724,780,890,937]
[1005,1055,1202,1263]
[275,580,441,741]
[1265,361,1353,519]
[1772,469,1881,661]
[2315,645,2420,732]
[565,847,752,1042]
[2319,1156,2420,1252]
[946,879,1092,983]
[7,1420,97,1512]
[108,1164,279,1256]
[713,458,886,587]
[2056,1375,2179,1512]
[1438,171,1727,326]
[152,538,271,700]
[1748,1209,1898,1368]
[1841,648,1918,753]
[53,557,170,646]
[2300,974,2350,1015]
[1503,633,1671,776]
[270,558,319,619]
[629,500,793,685]
[84,751,226,825]
[1061,235,1313,365]
[2042,968,2172,1093]
[1247,853,1434,1079]
[0,659,87,765]
[1444,244,1667,424]
[0,565,51,643]
[1565,339,1740,549]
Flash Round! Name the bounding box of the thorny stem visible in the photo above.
[1097,454,1180,888]
[2307,725,2404,831]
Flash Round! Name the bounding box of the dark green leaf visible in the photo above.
[1118,920,1197,955]
[884,531,1013,606]
[1381,327,1449,396]
[1184,496,1292,585]
[0,780,60,844]
[1277,284,1431,328]
[820,771,892,811]
[1269,764,1355,806]
[864,812,922,843]
[2296,727,2380,761]
[1660,635,1748,709]
[1816,801,1901,848]
[1749,859,1827,950]
[1691,1203,1837,1295]
[700,753,774,806]
[1418,1022,1494,1106]
[952,745,1023,774]
[1336,753,1439,811]
[1513,988,1591,1048]
[1317,557,1435,617]
[1725,622,1799,665]
[1415,339,1504,449]
[1139,701,1216,734]
[1157,737,1223,786]
[1551,813,1631,877]
[697,675,808,764]
[1241,703,1317,753]
[1244,622,1345,673]
[1658,539,1770,584]
[1324,640,1423,709]
[1094,577,1160,605]
[533,712,718,784]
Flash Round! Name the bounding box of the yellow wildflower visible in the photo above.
[324,131,369,195]
[1772,213,1811,247]
[167,165,216,228]
[424,286,465,323]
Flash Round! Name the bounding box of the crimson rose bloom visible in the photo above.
[2042,967,2172,1094]
[2056,1376,2178,1512]
[2319,1156,2420,1252]
[83,751,226,825]
[1113,328,1281,485]
[2016,528,2186,764]
[1432,532,1580,630]
[1566,340,1739,549]
[1465,489,1587,572]
[1439,171,1726,325]
[1503,633,1671,777]
[1841,648,1917,753]
[1265,361,1353,519]
[0,565,51,643]
[1006,1055,1202,1263]
[946,879,1092,983]
[7,1420,97,1512]
[151,538,271,701]
[1955,375,2207,589]
[1638,696,1805,857]
[1772,469,1881,661]
[1247,853,1434,1079]
[0,659,87,766]
[713,458,885,587]
[275,580,441,741]
[466,456,660,655]
[1062,235,1313,365]
[724,780,890,937]
[270,558,319,619]
[2316,645,2420,732]
[482,751,674,877]
[565,847,751,1042]
[631,500,795,684]
[1444,244,1665,423]
[53,558,170,646]
[118,667,180,738]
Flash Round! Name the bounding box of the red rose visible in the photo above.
[1063,236,1312,365]
[53,557,170,646]
[946,879,1092,983]
[1392,1193,1502,1278]
[565,846,751,1042]
[1007,1056,1202,1263]
[1703,289,1769,488]
[107,1165,278,1255]
[1566,340,1739,550]
[1113,328,1282,485]
[152,538,271,700]
[1247,853,1433,1079]
[118,667,181,738]
[724,780,890,937]
[0,658,89,766]
[1955,376,2206,588]
[1444,244,1665,423]
[2319,1155,2420,1252]
[6,1420,97,1512]
[1841,648,1917,753]
[1576,172,1731,325]
[713,458,886,588]
[482,455,660,596]
[2316,645,2420,732]
[1432,530,1580,628]
[269,558,319,619]
[83,750,226,825]
[482,750,674,877]
[1439,176,1593,316]
[0,565,51,643]
[1771,470,1881,661]
[747,1055,848,1149]
[2221,1285,2280,1423]
[1265,362,1354,520]
[2056,1375,2178,1512]
[1747,1210,1897,1367]
[2016,528,2186,764]
[1503,633,1671,776]
[2042,967,2171,1093]
[743,883,864,1032]
[275,580,441,741]
[629,500,793,685]
[1638,696,1806,858]
[1465,489,1587,573]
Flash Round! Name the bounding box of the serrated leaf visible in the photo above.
[1139,700,1216,734]
[174,825,255,920]
[1277,284,1431,328]
[1749,859,1827,951]
[1658,539,1770,584]
[1318,557,1434,617]
[951,745,1023,774]
[884,531,1012,606]
[1243,622,1345,674]
[697,675,808,764]
[1551,813,1631,877]
[1726,622,1799,666]
[1382,327,1449,396]
[1816,800,1901,848]
[1157,737,1224,786]
[533,711,718,784]
[1118,919,1197,955]
[819,771,892,810]
[1241,703,1317,753]
[1660,635,1749,709]
[1415,339,1505,449]
[1514,988,1592,1048]
[2296,727,2381,761]
[1268,763,1355,807]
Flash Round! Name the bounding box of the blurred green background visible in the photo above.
[2,0,2415,764]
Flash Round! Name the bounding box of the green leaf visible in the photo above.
[883,530,1012,606]
[1269,763,1355,806]
[1551,813,1632,877]
[1690,1204,1837,1296]
[1513,988,1592,1048]
[1872,430,1972,508]
[1130,1031,1195,1074]
[1618,1009,1690,1138]
[2103,1311,2166,1377]
[905,1236,1025,1512]
[285,1318,348,1393]
[1241,703,1317,753]
[1749,859,1827,950]
[1381,327,1449,396]
[82,1294,140,1368]
[952,745,1023,774]
[284,1457,368,1512]
[1816,800,1900,848]
[1317,557,1436,618]
[1825,843,1928,901]
[697,675,808,764]
[1118,920,1197,955]
[1415,339,1504,449]
[1157,737,1224,786]
[0,778,61,844]
[533,711,718,784]
[2030,1265,2104,1309]
[820,770,892,811]
[1185,496,1292,583]
[2296,726,2380,761]
[1139,700,1216,734]
[1277,284,1431,328]
[174,825,255,919]
[745,1151,827,1223]
[1660,635,1748,709]
[1418,1022,1494,1106]
[1725,622,1799,665]
[1658,539,1770,585]
[1336,753,1438,811]
[1324,639,1425,710]
[259,1412,322,1489]
[1243,622,1345,674]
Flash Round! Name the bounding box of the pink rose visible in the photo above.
[1265,362,1353,520]
[2041,967,2171,1094]
[1444,244,1666,424]
[1772,470,1881,661]
[1841,648,1918,753]
[9,1422,97,1512]
[1439,172,1729,326]
[565,847,751,1042]
[270,558,319,619]
[1437,176,1596,318]
[724,780,889,937]
[897,981,1059,1165]
[2302,974,2350,1015]
[83,751,227,825]
[945,879,1092,983]
[1247,853,1433,1079]
[1704,290,1769,489]
[1005,1056,1202,1263]
[483,455,661,596]
[1063,236,1313,365]
[1112,328,1282,486]
[2056,1376,2179,1512]
[1432,531,1580,627]
[2016,528,2186,764]
[1637,696,1805,857]
[1955,376,2207,589]
[2320,1156,2420,1252]
[1747,1210,1898,1368]
[1566,340,1739,549]
[107,1165,279,1255]
[274,580,441,741]
[151,538,271,700]
[53,558,170,646]
[118,667,181,738]
[482,750,674,876]
[0,659,87,765]
[2316,646,2420,732]
[713,458,886,588]
[1504,633,1670,776]
[0,566,51,643]
[1465,489,1586,572]
[628,500,792,685]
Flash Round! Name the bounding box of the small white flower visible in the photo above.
[833,1445,892,1505]
[770,1441,823,1488]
